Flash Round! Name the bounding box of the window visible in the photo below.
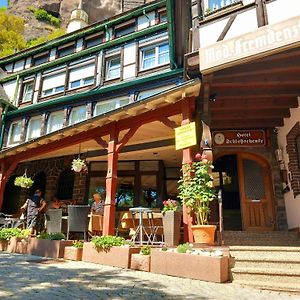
[42,72,66,97]
[47,111,64,134]
[56,170,75,200]
[94,98,130,116]
[8,121,22,145]
[22,82,34,102]
[106,56,121,80]
[85,32,104,49]
[57,44,75,58]
[26,117,41,141]
[140,42,169,70]
[32,52,49,66]
[115,20,135,38]
[69,106,87,125]
[206,0,239,11]
[158,9,167,23]
[69,63,95,90]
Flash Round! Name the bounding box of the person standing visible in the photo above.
[21,189,47,236]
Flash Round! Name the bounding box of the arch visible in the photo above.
[56,169,75,200]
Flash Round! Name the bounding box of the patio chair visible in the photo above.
[45,209,62,234]
[67,205,90,241]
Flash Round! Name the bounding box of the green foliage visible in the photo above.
[92,235,125,252]
[33,8,61,28]
[14,174,34,189]
[176,243,193,254]
[26,28,65,48]
[0,228,22,241]
[37,232,66,240]
[72,240,84,248]
[178,154,216,225]
[140,245,151,255]
[0,11,26,58]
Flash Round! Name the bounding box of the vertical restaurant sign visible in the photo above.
[212,130,266,147]
[175,122,197,150]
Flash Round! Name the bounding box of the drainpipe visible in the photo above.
[0,104,9,150]
[142,9,151,26]
[166,0,177,70]
[105,24,111,41]
[13,75,20,107]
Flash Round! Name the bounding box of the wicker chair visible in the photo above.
[67,205,90,241]
[45,209,62,234]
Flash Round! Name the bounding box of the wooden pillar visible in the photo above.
[102,124,119,236]
[181,97,195,242]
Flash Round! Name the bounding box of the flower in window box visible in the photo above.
[14,174,34,189]
[71,158,87,173]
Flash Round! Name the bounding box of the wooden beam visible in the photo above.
[211,81,300,89]
[93,137,108,149]
[159,116,178,129]
[211,118,284,129]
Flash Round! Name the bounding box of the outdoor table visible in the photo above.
[129,207,153,245]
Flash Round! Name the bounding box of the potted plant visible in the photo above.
[14,173,34,189]
[162,199,182,246]
[178,153,216,244]
[130,245,151,272]
[82,235,140,268]
[64,240,84,261]
[0,228,23,251]
[71,157,87,173]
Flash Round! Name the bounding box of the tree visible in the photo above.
[0,11,26,58]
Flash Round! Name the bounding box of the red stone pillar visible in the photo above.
[102,125,119,236]
[181,97,195,243]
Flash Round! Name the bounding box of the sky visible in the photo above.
[0,0,7,8]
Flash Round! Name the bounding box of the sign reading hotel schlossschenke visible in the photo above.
[199,16,300,73]
[212,130,266,147]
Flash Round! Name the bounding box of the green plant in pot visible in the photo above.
[14,174,34,189]
[178,153,216,243]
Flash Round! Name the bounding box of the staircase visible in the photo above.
[225,231,300,293]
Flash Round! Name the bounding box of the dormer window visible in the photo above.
[84,32,104,49]
[57,43,75,58]
[8,121,22,146]
[115,19,135,38]
[32,51,49,66]
[140,42,169,70]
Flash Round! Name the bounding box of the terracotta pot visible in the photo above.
[191,225,216,244]
[162,211,182,246]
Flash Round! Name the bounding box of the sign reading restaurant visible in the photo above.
[213,130,266,147]
[199,16,300,73]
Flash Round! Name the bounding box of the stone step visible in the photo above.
[232,259,300,270]
[231,267,300,284]
[234,280,300,294]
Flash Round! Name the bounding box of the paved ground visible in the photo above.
[0,253,299,300]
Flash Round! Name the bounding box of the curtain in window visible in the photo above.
[70,106,87,125]
[27,118,41,140]
[9,122,22,144]
[47,112,64,133]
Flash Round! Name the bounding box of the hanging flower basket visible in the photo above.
[14,174,34,189]
[71,158,87,173]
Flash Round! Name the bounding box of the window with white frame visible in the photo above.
[205,0,239,11]
[140,42,169,70]
[26,117,41,141]
[69,63,95,90]
[69,106,87,125]
[47,111,64,134]
[94,98,130,116]
[8,121,22,145]
[42,72,66,97]
[22,81,34,103]
[105,56,121,80]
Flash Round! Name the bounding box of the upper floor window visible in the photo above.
[206,0,238,11]
[158,9,167,23]
[115,19,135,38]
[85,32,104,49]
[94,98,130,116]
[8,121,22,146]
[57,43,75,58]
[69,63,95,90]
[47,111,64,134]
[69,106,87,125]
[26,117,41,141]
[105,56,121,80]
[21,81,34,103]
[32,51,49,66]
[42,72,66,97]
[140,42,169,70]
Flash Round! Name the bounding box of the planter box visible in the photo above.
[27,238,73,258]
[130,253,151,272]
[151,249,229,283]
[7,237,28,254]
[163,211,182,246]
[0,240,8,251]
[64,246,83,261]
[82,242,140,268]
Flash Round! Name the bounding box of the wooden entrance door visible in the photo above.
[237,153,275,231]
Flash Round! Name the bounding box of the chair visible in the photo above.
[45,209,62,234]
[67,205,90,241]
[88,213,103,236]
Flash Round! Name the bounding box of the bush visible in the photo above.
[176,243,193,254]
[33,8,61,28]
[37,232,66,240]
[92,235,125,252]
[140,245,151,255]
[0,228,22,241]
[72,240,84,248]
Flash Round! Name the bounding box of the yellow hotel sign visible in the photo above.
[175,122,197,150]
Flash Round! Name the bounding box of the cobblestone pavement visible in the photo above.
[0,253,299,300]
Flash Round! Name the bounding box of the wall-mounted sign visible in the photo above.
[199,16,300,74]
[175,122,197,150]
[212,130,266,147]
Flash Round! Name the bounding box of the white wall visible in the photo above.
[277,97,300,229]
